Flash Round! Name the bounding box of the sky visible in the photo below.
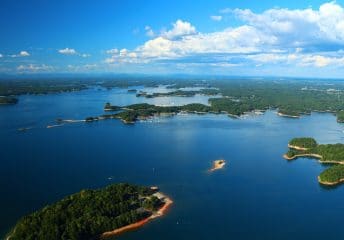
[1,0,344,78]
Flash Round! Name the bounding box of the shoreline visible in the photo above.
[283,153,344,164]
[100,192,172,239]
[318,176,344,186]
[46,124,64,129]
[209,160,226,172]
[287,144,309,151]
[283,153,322,161]
[277,112,300,118]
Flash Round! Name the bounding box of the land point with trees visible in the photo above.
[284,138,344,186]
[6,184,168,240]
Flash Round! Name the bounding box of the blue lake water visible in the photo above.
[1,86,344,239]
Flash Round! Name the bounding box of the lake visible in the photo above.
[1,86,344,240]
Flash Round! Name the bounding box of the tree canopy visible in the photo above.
[7,184,161,240]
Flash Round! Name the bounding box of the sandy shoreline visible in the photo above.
[277,112,300,118]
[209,160,226,172]
[100,192,173,239]
[46,124,64,128]
[318,176,344,186]
[283,153,322,160]
[283,153,344,164]
[287,144,309,151]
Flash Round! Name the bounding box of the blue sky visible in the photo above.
[1,0,344,77]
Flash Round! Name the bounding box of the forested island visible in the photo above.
[284,138,344,185]
[85,102,215,124]
[6,184,172,240]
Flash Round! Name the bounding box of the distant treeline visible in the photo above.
[3,78,344,121]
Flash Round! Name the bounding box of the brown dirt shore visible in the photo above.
[100,193,173,239]
[318,176,344,186]
[209,160,226,172]
[283,153,322,161]
[287,144,309,151]
[277,112,300,118]
[283,153,344,164]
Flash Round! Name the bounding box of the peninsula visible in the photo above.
[6,184,172,240]
[284,138,344,186]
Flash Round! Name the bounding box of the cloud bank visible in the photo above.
[105,2,344,70]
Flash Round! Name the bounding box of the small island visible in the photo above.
[284,138,344,186]
[209,159,226,172]
[6,183,172,240]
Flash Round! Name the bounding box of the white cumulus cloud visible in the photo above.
[106,48,119,54]
[103,2,344,73]
[10,51,30,57]
[17,64,54,72]
[58,48,77,55]
[19,51,30,57]
[161,20,197,40]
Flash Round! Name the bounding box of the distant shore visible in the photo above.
[100,192,173,239]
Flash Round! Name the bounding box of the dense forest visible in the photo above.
[319,164,344,183]
[6,184,162,240]
[285,138,344,185]
[289,138,318,149]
